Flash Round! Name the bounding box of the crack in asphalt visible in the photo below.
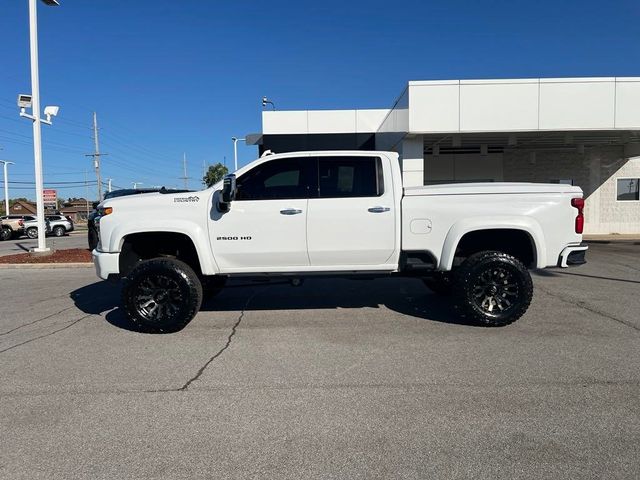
[0,306,76,336]
[148,291,257,393]
[0,314,93,354]
[537,285,640,332]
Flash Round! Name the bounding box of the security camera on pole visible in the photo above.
[18,0,61,252]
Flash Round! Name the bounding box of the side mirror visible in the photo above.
[218,174,237,212]
[221,174,237,203]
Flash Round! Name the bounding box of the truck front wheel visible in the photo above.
[453,251,533,327]
[122,258,203,333]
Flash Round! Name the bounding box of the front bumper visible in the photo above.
[92,249,120,280]
[558,243,588,268]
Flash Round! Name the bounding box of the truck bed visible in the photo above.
[404,182,583,196]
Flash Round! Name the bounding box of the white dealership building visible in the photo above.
[250,77,640,234]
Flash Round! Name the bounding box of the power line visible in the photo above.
[8,181,97,185]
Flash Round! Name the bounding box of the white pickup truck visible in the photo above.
[93,150,587,332]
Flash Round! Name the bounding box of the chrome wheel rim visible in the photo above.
[471,267,520,314]
[134,274,183,321]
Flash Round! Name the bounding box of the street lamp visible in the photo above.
[0,160,15,216]
[261,96,275,111]
[18,0,60,252]
[231,137,246,171]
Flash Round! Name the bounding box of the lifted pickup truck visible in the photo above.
[93,150,587,332]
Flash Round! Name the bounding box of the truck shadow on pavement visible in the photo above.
[70,277,478,334]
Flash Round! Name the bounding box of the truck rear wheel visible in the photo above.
[0,227,11,241]
[453,251,532,327]
[122,258,203,333]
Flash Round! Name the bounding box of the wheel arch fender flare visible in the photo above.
[439,216,546,271]
[110,221,220,275]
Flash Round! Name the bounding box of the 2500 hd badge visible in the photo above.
[216,236,252,241]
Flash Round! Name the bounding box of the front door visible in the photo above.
[211,156,315,272]
[307,155,396,267]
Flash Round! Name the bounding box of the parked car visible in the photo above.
[0,217,25,240]
[23,218,51,239]
[46,214,74,237]
[93,150,587,332]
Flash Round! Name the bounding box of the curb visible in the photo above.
[0,262,93,269]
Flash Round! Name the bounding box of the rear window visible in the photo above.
[318,156,383,198]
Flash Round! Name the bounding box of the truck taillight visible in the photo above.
[19,219,24,226]
[571,198,584,234]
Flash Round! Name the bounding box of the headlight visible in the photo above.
[97,206,113,216]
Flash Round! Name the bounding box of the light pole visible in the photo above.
[0,160,14,216]
[231,137,246,171]
[261,96,275,111]
[20,0,60,252]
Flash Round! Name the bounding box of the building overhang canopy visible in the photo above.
[258,77,640,153]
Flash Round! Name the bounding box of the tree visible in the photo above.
[202,163,229,188]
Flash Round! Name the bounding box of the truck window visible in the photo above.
[235,157,316,200]
[318,156,383,198]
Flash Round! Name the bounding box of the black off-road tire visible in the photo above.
[26,227,38,239]
[53,226,66,237]
[453,251,533,327]
[88,227,99,250]
[0,227,11,241]
[201,275,227,300]
[422,272,453,296]
[122,258,203,333]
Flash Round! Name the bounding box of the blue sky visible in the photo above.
[1,0,639,199]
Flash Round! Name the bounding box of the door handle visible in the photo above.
[280,208,303,215]
[368,206,390,213]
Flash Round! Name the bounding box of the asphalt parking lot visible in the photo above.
[0,242,639,479]
[0,231,87,257]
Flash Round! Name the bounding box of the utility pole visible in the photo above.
[0,160,15,216]
[85,112,106,202]
[179,152,191,190]
[84,169,89,216]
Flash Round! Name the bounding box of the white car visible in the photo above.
[46,214,75,237]
[23,218,51,239]
[93,150,587,332]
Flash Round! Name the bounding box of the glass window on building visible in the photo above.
[616,178,640,201]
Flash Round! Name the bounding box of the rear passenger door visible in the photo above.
[306,155,396,267]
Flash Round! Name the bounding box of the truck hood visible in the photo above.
[102,190,209,209]
[403,182,583,196]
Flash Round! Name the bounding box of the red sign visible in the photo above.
[43,189,57,206]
